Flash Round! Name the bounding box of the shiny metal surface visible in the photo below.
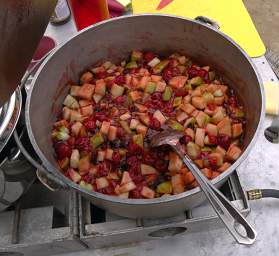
[26,14,265,218]
[0,89,22,154]
[151,130,256,244]
[0,0,57,106]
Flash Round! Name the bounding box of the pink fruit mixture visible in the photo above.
[52,51,245,199]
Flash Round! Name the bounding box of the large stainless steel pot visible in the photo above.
[26,15,264,218]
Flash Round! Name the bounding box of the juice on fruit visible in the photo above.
[68,0,109,31]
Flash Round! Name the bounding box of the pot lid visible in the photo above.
[0,0,57,107]
[0,89,22,154]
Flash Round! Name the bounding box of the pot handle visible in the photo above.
[13,130,68,191]
[195,16,220,30]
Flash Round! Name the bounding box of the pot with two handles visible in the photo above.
[26,15,264,219]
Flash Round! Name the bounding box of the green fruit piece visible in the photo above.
[119,120,132,134]
[80,180,93,191]
[111,84,125,98]
[156,181,172,194]
[202,92,214,103]
[170,121,184,131]
[184,117,196,127]
[204,115,212,125]
[153,60,169,74]
[163,86,172,101]
[63,94,79,109]
[125,61,138,69]
[90,133,104,149]
[186,142,201,160]
[190,76,203,86]
[235,109,245,118]
[201,147,212,152]
[184,83,192,90]
[145,82,156,93]
[52,131,70,141]
[59,126,69,134]
[131,50,143,62]
[133,134,143,148]
[214,89,223,97]
[209,71,216,81]
[173,96,182,107]
[147,57,161,67]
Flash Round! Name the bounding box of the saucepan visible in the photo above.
[25,14,264,219]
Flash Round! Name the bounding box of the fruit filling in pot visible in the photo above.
[51,51,245,199]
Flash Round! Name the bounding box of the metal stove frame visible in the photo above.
[0,170,248,255]
[78,170,249,249]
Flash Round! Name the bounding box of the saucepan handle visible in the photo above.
[195,16,220,30]
[13,130,68,191]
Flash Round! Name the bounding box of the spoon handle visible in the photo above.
[172,143,257,245]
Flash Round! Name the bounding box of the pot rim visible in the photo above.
[25,14,265,205]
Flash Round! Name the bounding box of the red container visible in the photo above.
[68,0,110,31]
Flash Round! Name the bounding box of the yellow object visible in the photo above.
[264,82,279,115]
[132,0,266,57]
[117,0,131,7]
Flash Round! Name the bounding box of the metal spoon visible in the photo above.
[150,130,257,245]
[264,114,279,143]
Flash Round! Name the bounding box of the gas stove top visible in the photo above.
[0,170,248,256]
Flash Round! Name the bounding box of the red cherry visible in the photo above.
[174,89,188,97]
[127,156,139,166]
[208,135,217,145]
[187,67,199,78]
[94,112,108,122]
[168,59,177,67]
[217,134,231,149]
[117,127,125,138]
[150,117,161,130]
[143,153,155,165]
[130,68,140,74]
[151,92,162,101]
[75,137,91,152]
[114,75,126,85]
[209,158,218,170]
[95,71,107,79]
[130,185,143,198]
[106,79,115,89]
[181,135,192,144]
[229,96,237,107]
[97,162,111,177]
[162,67,180,81]
[197,69,207,78]
[200,152,210,159]
[83,118,96,132]
[207,103,216,111]
[129,165,144,185]
[112,151,121,162]
[67,137,76,147]
[162,67,172,81]
[113,96,126,105]
[143,52,155,63]
[128,141,144,155]
[54,142,72,159]
[155,159,168,172]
